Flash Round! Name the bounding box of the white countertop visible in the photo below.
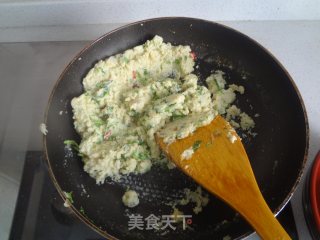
[0,20,319,239]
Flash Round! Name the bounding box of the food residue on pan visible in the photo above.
[63,191,74,208]
[168,186,209,215]
[39,123,48,135]
[68,36,256,209]
[122,190,139,208]
[223,235,232,240]
[172,207,184,222]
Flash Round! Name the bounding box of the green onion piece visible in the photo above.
[64,140,79,152]
[80,206,85,215]
[192,140,202,152]
[64,191,74,204]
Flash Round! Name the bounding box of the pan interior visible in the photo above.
[45,18,308,240]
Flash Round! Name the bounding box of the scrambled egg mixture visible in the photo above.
[71,36,254,184]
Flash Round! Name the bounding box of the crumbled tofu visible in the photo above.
[206,70,226,94]
[169,186,209,215]
[226,105,255,132]
[230,120,240,129]
[226,105,241,121]
[167,161,176,169]
[227,131,237,143]
[240,112,255,130]
[181,147,194,160]
[212,88,236,114]
[229,84,245,94]
[63,200,71,208]
[39,123,48,135]
[122,190,139,208]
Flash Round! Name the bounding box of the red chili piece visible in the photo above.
[191,52,196,60]
[104,130,112,140]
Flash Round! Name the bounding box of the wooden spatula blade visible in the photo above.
[156,115,291,240]
[157,116,254,193]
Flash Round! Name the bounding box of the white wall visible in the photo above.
[0,0,319,28]
[0,0,319,42]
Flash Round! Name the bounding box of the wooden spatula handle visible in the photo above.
[249,203,291,239]
[192,162,291,239]
[223,184,291,240]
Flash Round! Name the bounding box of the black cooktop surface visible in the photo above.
[9,152,299,240]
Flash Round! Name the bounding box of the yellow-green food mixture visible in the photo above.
[71,36,254,184]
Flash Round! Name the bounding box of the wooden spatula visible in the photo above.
[156,115,291,240]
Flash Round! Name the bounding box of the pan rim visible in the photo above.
[43,16,309,240]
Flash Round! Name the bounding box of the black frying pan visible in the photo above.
[44,17,308,239]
